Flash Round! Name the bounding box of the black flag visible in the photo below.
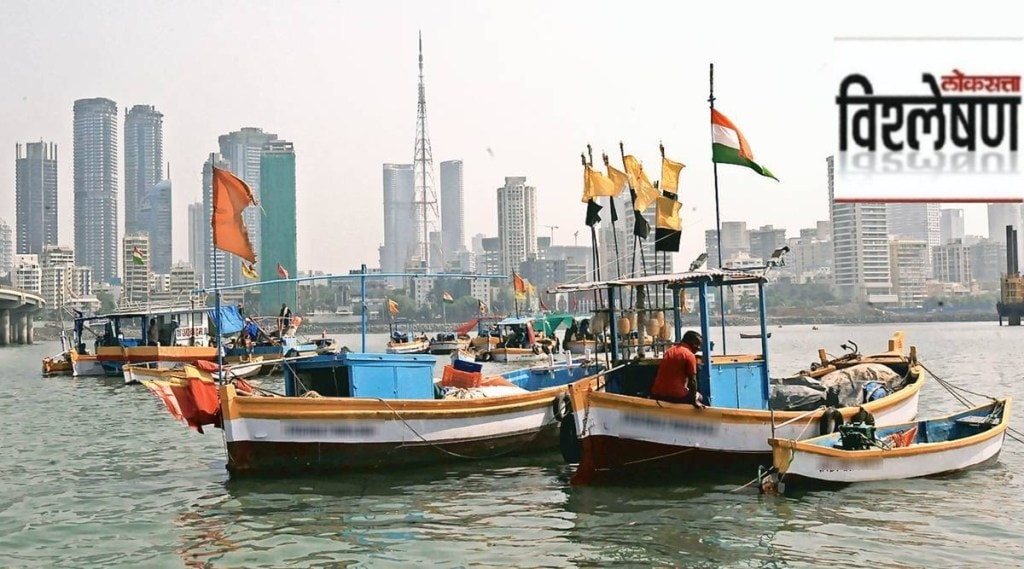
[585,199,603,227]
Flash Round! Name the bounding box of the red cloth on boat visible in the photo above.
[195,359,221,372]
[651,343,697,402]
[883,426,918,448]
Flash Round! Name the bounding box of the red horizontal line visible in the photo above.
[835,197,1023,203]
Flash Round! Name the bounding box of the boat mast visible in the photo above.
[709,63,727,354]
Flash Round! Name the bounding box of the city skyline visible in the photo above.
[0,2,1015,277]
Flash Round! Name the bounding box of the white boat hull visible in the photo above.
[386,340,430,354]
[490,348,546,363]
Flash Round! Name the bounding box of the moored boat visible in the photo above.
[427,331,470,354]
[385,317,430,354]
[477,317,548,363]
[554,269,926,484]
[740,332,771,339]
[767,398,1011,491]
[123,356,265,385]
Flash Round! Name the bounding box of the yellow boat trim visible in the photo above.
[220,384,566,421]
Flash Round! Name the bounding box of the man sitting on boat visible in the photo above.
[650,330,706,409]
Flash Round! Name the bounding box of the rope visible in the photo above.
[620,447,694,467]
[919,362,1024,446]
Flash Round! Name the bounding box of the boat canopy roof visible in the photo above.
[496,316,534,326]
[535,313,575,335]
[75,304,206,322]
[548,269,767,293]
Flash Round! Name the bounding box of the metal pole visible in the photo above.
[215,289,223,383]
[710,62,727,355]
[360,264,367,352]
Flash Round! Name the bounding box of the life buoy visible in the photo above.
[819,408,844,435]
[559,413,582,463]
[552,392,572,422]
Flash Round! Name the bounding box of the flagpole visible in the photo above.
[582,153,602,316]
[709,62,727,355]
[618,142,638,310]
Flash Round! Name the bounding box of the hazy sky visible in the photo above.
[2,0,1018,274]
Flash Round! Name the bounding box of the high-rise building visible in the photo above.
[259,141,297,315]
[122,233,150,304]
[187,202,205,285]
[13,254,41,294]
[123,105,163,236]
[0,219,13,277]
[202,153,231,288]
[940,208,965,244]
[496,176,537,277]
[140,179,172,274]
[15,142,59,255]
[599,194,672,280]
[73,98,119,284]
[40,245,76,308]
[218,127,278,286]
[889,239,929,307]
[380,163,416,280]
[440,159,464,257]
[749,225,787,266]
[987,203,1024,267]
[933,239,971,286]
[829,155,894,302]
[886,203,940,245]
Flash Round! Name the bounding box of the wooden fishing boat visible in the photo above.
[123,356,265,385]
[42,351,73,375]
[767,398,1011,490]
[554,269,927,484]
[740,332,771,339]
[476,316,548,363]
[70,349,104,377]
[385,317,430,354]
[427,332,470,354]
[145,351,602,476]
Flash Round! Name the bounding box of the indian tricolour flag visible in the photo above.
[442,291,454,304]
[132,246,145,265]
[711,109,778,181]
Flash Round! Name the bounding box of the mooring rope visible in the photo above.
[919,362,1024,446]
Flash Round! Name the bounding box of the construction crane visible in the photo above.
[542,225,559,242]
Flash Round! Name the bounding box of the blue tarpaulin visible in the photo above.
[209,306,245,336]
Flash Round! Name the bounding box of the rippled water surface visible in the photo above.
[2,322,1022,567]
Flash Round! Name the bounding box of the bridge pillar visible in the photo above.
[15,311,27,345]
[26,313,34,344]
[0,309,8,346]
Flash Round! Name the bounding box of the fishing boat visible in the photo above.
[477,317,548,363]
[386,318,430,354]
[123,356,265,385]
[55,304,219,377]
[740,332,771,339]
[766,398,1012,491]
[562,315,605,354]
[223,314,330,374]
[554,269,926,484]
[42,351,73,375]
[427,331,470,355]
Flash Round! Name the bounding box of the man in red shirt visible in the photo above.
[651,330,705,408]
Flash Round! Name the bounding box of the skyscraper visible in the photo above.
[15,141,59,255]
[187,202,206,285]
[202,153,230,288]
[380,163,416,279]
[496,176,537,277]
[123,105,163,236]
[259,141,297,315]
[140,179,172,274]
[219,127,278,285]
[829,155,893,302]
[0,219,12,277]
[74,97,119,284]
[440,159,464,258]
[939,208,965,244]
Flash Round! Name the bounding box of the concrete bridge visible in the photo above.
[0,287,46,345]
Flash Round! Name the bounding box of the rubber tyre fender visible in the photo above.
[532,345,542,355]
[819,407,844,435]
[285,348,300,358]
[559,412,582,464]
[480,351,493,362]
[552,392,572,422]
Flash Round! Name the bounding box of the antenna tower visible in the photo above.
[413,31,439,269]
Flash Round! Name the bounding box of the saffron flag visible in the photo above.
[241,262,259,280]
[513,273,526,294]
[654,195,683,252]
[711,109,778,180]
[606,164,629,197]
[132,246,145,265]
[661,156,686,193]
[212,167,258,262]
[277,263,289,279]
[442,291,454,304]
[581,164,620,203]
[622,155,660,212]
[387,298,400,315]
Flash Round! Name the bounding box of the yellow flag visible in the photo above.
[241,262,259,280]
[581,165,619,202]
[661,156,686,193]
[655,196,682,231]
[606,164,628,198]
[623,155,660,212]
